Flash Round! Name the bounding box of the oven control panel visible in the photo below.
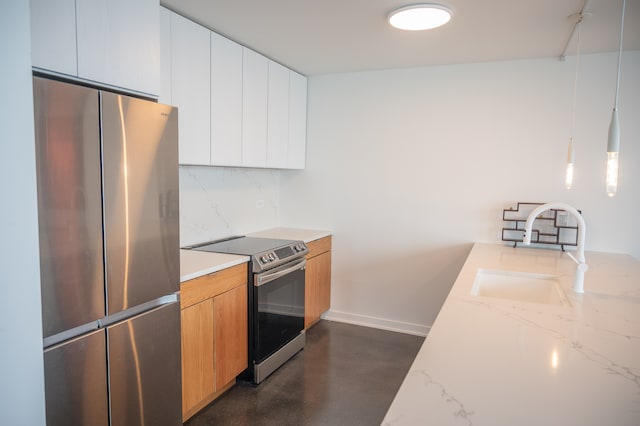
[254,242,308,271]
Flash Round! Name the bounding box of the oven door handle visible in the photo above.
[255,258,306,287]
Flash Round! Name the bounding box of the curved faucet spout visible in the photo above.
[522,202,587,293]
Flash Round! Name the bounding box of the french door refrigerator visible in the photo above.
[33,76,181,426]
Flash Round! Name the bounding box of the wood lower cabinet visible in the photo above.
[305,236,332,329]
[181,299,215,416]
[180,263,248,421]
[214,285,248,390]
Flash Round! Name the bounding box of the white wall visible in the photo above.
[0,1,46,424]
[179,165,280,246]
[279,51,640,335]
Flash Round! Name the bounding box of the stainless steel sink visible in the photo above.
[471,269,570,306]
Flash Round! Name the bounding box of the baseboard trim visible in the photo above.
[321,309,430,337]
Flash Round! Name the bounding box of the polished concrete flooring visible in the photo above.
[185,320,425,426]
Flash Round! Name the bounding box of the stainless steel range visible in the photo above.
[187,236,308,383]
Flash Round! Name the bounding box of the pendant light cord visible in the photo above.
[570,22,582,140]
[613,0,626,109]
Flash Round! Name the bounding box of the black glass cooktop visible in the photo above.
[188,236,299,256]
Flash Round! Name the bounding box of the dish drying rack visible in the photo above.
[502,202,581,251]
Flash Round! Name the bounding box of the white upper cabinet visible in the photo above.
[266,61,290,169]
[30,0,78,76]
[158,6,172,105]
[288,71,308,169]
[155,9,307,169]
[29,3,306,167]
[76,0,160,96]
[242,48,269,168]
[170,12,211,165]
[211,32,243,167]
[30,0,161,96]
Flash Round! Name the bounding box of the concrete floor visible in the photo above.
[185,320,425,426]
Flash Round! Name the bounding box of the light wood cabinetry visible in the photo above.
[214,285,248,389]
[180,263,248,421]
[180,298,214,414]
[305,237,332,328]
[30,0,160,96]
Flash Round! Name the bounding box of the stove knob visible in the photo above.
[268,253,276,261]
[260,255,268,263]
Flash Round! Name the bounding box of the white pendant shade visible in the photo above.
[566,138,575,190]
[607,109,620,197]
[388,4,452,31]
[606,0,625,197]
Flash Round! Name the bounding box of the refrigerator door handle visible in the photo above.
[43,320,101,349]
[99,293,179,328]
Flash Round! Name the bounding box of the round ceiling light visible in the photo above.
[388,4,452,31]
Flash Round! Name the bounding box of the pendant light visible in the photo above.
[566,19,583,190]
[607,0,626,197]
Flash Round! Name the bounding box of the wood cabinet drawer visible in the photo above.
[181,263,247,309]
[305,236,332,259]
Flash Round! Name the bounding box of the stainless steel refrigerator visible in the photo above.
[33,76,181,426]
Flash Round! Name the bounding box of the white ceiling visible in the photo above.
[161,0,640,75]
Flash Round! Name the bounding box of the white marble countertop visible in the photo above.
[180,249,248,283]
[383,243,640,426]
[247,227,332,243]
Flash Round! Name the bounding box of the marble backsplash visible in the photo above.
[179,165,280,247]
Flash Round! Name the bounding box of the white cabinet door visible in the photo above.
[211,32,242,166]
[158,6,172,105]
[266,61,290,169]
[171,12,211,165]
[76,0,160,96]
[30,0,77,76]
[242,48,268,168]
[288,71,307,169]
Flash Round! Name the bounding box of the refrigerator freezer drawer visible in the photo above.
[107,301,181,426]
[44,329,108,426]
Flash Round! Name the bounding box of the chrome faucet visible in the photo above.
[522,202,588,293]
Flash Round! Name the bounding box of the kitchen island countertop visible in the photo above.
[383,243,640,426]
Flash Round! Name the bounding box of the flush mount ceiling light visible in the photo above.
[388,4,452,31]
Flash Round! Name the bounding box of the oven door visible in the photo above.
[254,257,306,363]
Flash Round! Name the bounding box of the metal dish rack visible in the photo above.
[502,202,581,251]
